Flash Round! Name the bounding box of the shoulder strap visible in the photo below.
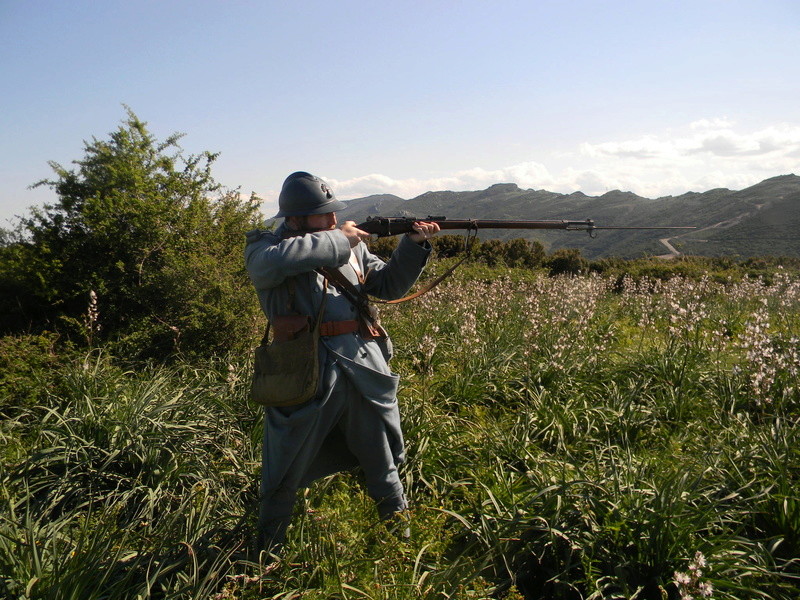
[317,266,373,321]
[259,275,326,345]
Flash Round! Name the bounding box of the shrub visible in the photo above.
[0,333,72,413]
[431,234,473,259]
[504,238,545,268]
[365,235,399,260]
[0,109,263,359]
[545,247,588,275]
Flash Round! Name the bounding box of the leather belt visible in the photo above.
[319,320,360,337]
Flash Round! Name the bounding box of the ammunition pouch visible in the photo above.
[250,315,319,407]
[250,281,327,407]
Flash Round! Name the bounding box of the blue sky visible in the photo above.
[2,0,799,225]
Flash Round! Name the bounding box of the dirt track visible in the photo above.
[656,208,762,259]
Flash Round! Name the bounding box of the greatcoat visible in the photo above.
[244,222,431,536]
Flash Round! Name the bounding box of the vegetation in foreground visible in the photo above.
[2,267,799,599]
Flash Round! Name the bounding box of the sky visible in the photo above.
[1,0,799,226]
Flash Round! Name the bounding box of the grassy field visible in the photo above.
[1,266,798,599]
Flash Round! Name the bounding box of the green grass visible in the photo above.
[1,269,799,599]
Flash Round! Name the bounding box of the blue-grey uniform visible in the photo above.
[244,222,431,545]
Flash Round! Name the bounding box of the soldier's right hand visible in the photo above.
[340,221,371,248]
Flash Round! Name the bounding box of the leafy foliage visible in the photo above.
[368,234,545,269]
[0,333,74,414]
[545,248,588,275]
[0,109,263,358]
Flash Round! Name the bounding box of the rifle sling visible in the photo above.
[381,228,477,304]
[380,250,470,304]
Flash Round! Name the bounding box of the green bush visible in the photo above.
[0,109,264,359]
[431,233,470,258]
[503,238,545,268]
[0,333,74,413]
[365,235,399,260]
[545,247,588,275]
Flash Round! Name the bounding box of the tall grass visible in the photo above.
[1,268,798,599]
[1,352,261,599]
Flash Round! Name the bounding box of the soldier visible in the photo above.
[244,171,439,552]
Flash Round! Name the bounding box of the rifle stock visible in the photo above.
[356,216,694,238]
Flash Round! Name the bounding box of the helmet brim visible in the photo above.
[273,198,347,218]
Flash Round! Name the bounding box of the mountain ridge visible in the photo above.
[337,174,800,258]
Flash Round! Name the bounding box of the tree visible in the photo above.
[1,108,264,359]
[431,234,474,259]
[365,236,399,260]
[504,238,545,268]
[545,248,588,276]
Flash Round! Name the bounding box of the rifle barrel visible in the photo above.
[590,226,697,230]
[433,220,587,230]
[357,216,695,237]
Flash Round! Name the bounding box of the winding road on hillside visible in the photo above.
[656,205,765,259]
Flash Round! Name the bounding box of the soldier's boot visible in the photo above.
[252,515,291,561]
[380,509,411,541]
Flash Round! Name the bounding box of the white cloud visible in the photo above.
[565,120,800,194]
[690,117,735,130]
[582,121,800,161]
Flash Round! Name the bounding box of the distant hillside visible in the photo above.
[337,193,406,216]
[338,174,800,259]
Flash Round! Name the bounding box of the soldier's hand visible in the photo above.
[340,221,371,247]
[408,221,441,244]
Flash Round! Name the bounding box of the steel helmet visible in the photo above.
[274,171,346,218]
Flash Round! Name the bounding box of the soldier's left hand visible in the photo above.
[408,221,441,244]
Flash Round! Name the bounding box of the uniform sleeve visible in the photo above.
[360,234,432,300]
[245,230,351,289]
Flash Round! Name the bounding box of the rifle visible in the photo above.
[357,216,694,238]
[282,216,694,305]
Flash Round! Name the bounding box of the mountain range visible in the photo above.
[337,174,800,259]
